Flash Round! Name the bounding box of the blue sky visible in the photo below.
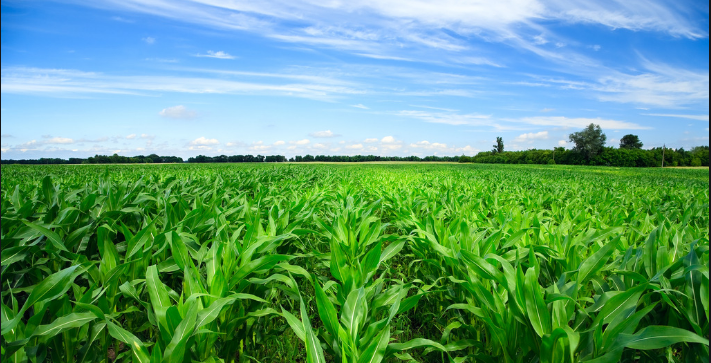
[1,0,708,159]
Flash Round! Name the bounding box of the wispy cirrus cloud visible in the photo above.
[159,105,198,119]
[195,50,237,59]
[643,114,709,121]
[72,0,707,70]
[309,130,341,138]
[0,67,364,101]
[516,116,650,130]
[397,110,492,126]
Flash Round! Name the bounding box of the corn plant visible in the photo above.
[1,163,708,363]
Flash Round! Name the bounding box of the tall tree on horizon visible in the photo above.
[492,137,504,153]
[620,134,644,149]
[569,123,607,161]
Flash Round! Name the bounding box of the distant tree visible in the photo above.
[620,134,643,149]
[569,123,607,161]
[492,137,504,153]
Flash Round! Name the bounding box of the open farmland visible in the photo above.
[1,163,709,363]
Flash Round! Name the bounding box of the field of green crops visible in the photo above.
[1,163,709,363]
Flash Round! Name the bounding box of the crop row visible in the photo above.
[1,164,708,362]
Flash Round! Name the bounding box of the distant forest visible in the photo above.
[463,146,710,167]
[1,146,708,167]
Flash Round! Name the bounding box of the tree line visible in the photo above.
[290,155,459,162]
[1,154,184,165]
[461,124,709,167]
[2,124,708,167]
[2,153,461,164]
[466,146,709,167]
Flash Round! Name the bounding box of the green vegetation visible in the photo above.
[1,163,708,363]
[492,137,505,154]
[471,146,709,167]
[620,135,644,150]
[568,124,607,161]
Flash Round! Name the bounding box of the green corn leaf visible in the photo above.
[312,277,339,339]
[23,221,69,253]
[280,307,305,342]
[162,300,198,363]
[578,236,620,285]
[357,328,390,363]
[524,267,551,337]
[341,288,367,340]
[106,320,152,363]
[2,264,81,335]
[4,312,97,356]
[606,325,710,356]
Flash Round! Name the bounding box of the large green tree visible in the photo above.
[569,123,606,161]
[492,137,504,153]
[620,134,643,149]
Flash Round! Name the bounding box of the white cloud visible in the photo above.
[44,137,74,144]
[351,104,369,109]
[644,114,709,121]
[450,56,503,67]
[141,134,155,140]
[190,137,219,146]
[145,58,179,63]
[398,110,492,126]
[540,108,555,112]
[249,144,272,151]
[533,34,548,45]
[21,140,37,147]
[1,67,363,102]
[294,139,310,145]
[274,140,286,145]
[345,143,363,149]
[309,130,340,138]
[517,116,650,130]
[61,0,706,84]
[195,50,237,59]
[593,60,709,107]
[142,37,155,44]
[514,131,549,143]
[591,45,601,51]
[159,105,197,119]
[111,16,134,23]
[364,138,378,143]
[126,134,137,139]
[381,136,397,143]
[410,140,448,150]
[558,140,568,146]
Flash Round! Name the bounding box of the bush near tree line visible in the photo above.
[467,146,709,167]
[0,154,184,165]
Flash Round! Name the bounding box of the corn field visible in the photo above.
[1,163,708,363]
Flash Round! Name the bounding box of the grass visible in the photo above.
[1,163,708,363]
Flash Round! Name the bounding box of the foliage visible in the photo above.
[470,145,710,167]
[290,155,460,162]
[1,154,184,165]
[620,134,643,149]
[1,163,708,363]
[569,124,607,160]
[492,137,504,154]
